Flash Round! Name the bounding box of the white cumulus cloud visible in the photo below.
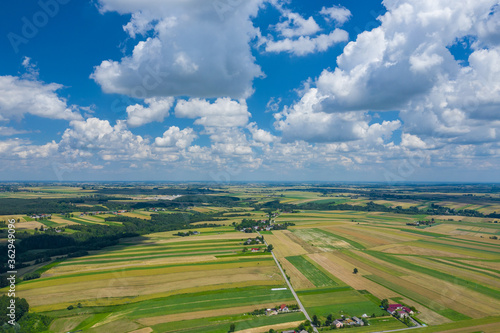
[0,76,81,122]
[126,97,174,127]
[175,98,250,128]
[92,0,265,99]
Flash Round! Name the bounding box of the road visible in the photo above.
[258,232,319,333]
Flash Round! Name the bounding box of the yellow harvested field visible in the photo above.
[46,260,275,285]
[0,215,28,222]
[380,245,472,258]
[46,255,219,276]
[264,231,309,257]
[401,275,495,317]
[49,216,78,225]
[15,221,45,230]
[49,315,91,333]
[236,321,304,333]
[453,235,500,245]
[32,281,280,312]
[293,228,352,251]
[307,252,399,300]
[460,260,500,271]
[398,298,451,326]
[405,256,500,286]
[21,266,283,307]
[280,257,315,290]
[431,239,500,256]
[128,328,152,333]
[433,215,495,223]
[86,319,140,333]
[323,226,390,248]
[138,302,294,326]
[437,322,500,333]
[331,252,486,318]
[354,226,419,243]
[155,233,249,243]
[120,212,152,219]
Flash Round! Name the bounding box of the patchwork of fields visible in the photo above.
[2,185,500,333]
[12,227,305,333]
[269,210,500,332]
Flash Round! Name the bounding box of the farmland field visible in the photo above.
[1,183,500,332]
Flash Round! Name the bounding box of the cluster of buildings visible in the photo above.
[244,237,263,245]
[387,304,414,318]
[331,315,366,328]
[266,304,290,316]
[30,213,52,219]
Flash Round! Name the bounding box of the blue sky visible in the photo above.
[0,0,499,182]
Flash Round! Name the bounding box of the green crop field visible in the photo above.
[286,255,339,288]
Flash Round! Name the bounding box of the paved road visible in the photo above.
[258,232,319,333]
[369,326,424,333]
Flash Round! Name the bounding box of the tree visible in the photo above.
[268,329,276,333]
[353,268,358,274]
[242,247,247,253]
[67,305,74,310]
[381,298,389,310]
[267,244,274,252]
[312,314,319,326]
[228,323,236,332]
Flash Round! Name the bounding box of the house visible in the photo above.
[402,306,413,314]
[388,304,412,316]
[267,309,278,316]
[251,248,260,252]
[387,304,403,314]
[282,331,295,333]
[333,320,343,328]
[396,310,409,318]
[362,313,368,318]
[352,316,364,326]
[279,304,289,312]
[193,231,200,235]
[345,318,355,326]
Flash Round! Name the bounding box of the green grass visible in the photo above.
[23,257,274,284]
[399,229,448,238]
[306,301,386,319]
[44,286,297,331]
[38,220,60,227]
[152,311,305,333]
[57,250,242,265]
[295,286,353,295]
[69,245,266,260]
[286,255,339,288]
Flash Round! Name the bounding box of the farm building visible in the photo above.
[352,316,364,325]
[279,304,289,312]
